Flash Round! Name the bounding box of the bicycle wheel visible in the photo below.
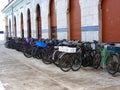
[31,46,37,58]
[52,50,61,67]
[59,54,72,72]
[106,53,119,75]
[5,41,9,48]
[37,48,42,59]
[82,53,91,67]
[93,52,101,69]
[71,54,82,71]
[23,48,32,58]
[42,49,52,64]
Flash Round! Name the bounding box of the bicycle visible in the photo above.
[23,38,35,58]
[106,45,120,75]
[93,43,120,75]
[78,42,95,67]
[41,40,56,64]
[59,52,82,72]
[57,41,82,72]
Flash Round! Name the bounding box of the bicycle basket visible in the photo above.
[107,46,120,53]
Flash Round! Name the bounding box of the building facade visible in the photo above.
[2,0,99,41]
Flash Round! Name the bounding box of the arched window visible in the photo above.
[49,0,57,39]
[14,16,17,37]
[5,18,8,38]
[21,13,24,38]
[36,4,42,38]
[9,19,11,37]
[27,9,31,38]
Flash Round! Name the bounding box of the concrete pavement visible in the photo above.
[0,41,120,90]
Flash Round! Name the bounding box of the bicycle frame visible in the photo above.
[100,47,111,65]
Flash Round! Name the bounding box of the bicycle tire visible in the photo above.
[52,50,61,67]
[31,46,37,58]
[82,53,91,67]
[42,49,52,64]
[59,53,72,72]
[23,49,32,58]
[5,41,8,48]
[93,52,101,69]
[71,54,82,71]
[37,48,42,59]
[106,53,119,75]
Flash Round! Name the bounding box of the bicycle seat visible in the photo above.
[93,40,98,44]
